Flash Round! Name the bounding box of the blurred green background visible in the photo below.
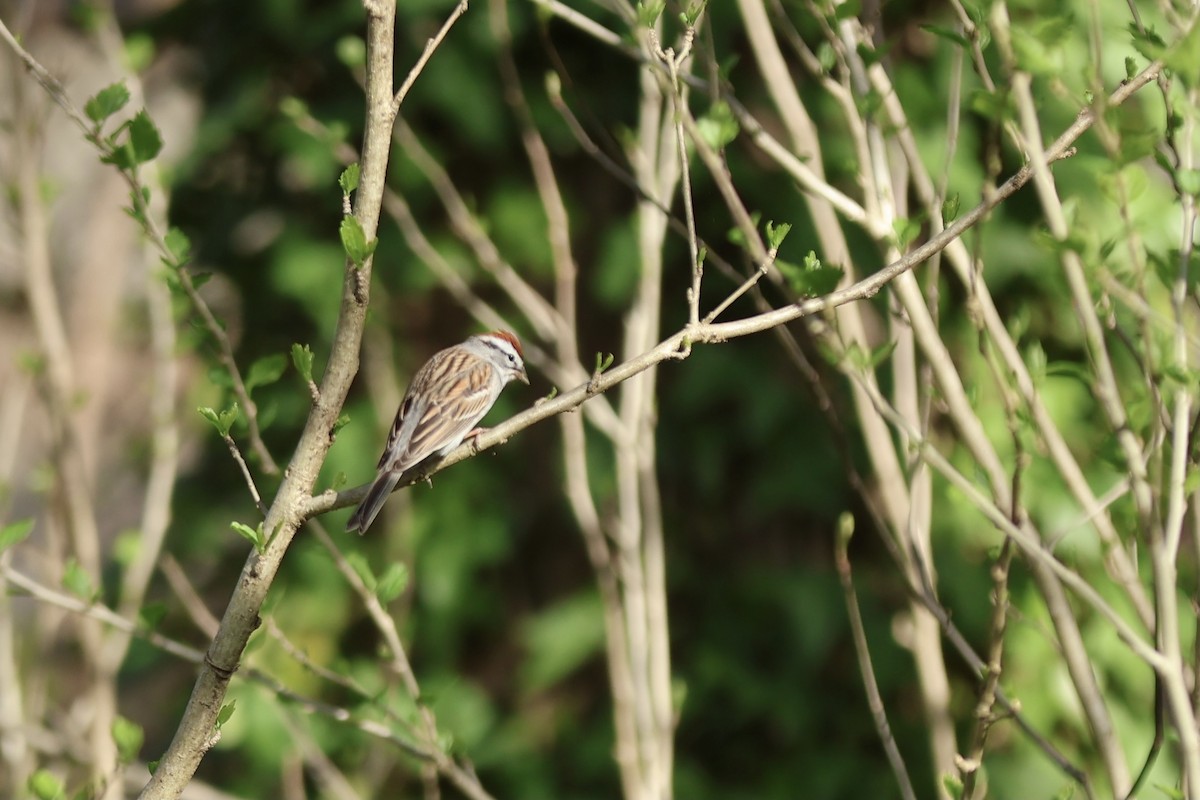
[40,0,1178,796]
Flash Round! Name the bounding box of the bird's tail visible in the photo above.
[346,470,402,534]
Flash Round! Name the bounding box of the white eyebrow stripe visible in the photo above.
[481,335,521,363]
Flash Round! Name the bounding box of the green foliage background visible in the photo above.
[61,0,1183,796]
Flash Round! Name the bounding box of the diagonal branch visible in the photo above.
[313,57,1162,520]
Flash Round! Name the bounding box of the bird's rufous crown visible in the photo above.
[487,330,523,358]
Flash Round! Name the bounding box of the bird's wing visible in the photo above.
[378,351,496,474]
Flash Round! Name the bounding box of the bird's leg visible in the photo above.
[465,427,490,453]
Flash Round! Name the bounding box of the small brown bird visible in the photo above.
[347,331,528,534]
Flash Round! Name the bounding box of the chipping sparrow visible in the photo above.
[346,331,529,534]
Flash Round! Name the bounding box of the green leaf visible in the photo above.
[1125,56,1138,80]
[333,413,351,436]
[245,354,288,394]
[206,365,235,389]
[1044,361,1092,387]
[696,101,739,150]
[339,215,377,266]
[892,216,921,250]
[672,677,688,715]
[147,759,160,775]
[376,562,410,604]
[278,96,308,120]
[338,163,360,195]
[637,0,665,27]
[521,590,605,691]
[112,530,141,567]
[1099,238,1118,261]
[941,773,964,797]
[138,601,168,630]
[216,700,237,730]
[1149,248,1200,292]
[1178,168,1200,197]
[1162,363,1197,389]
[765,220,791,250]
[291,343,315,383]
[1026,341,1047,385]
[1127,23,1167,60]
[942,192,961,222]
[164,227,191,266]
[128,110,163,164]
[968,88,1010,122]
[335,36,366,70]
[230,521,265,554]
[19,352,45,375]
[921,24,969,47]
[844,342,870,370]
[84,82,130,125]
[100,138,136,171]
[123,33,156,73]
[727,211,762,248]
[111,715,144,763]
[1165,21,1200,88]
[0,519,34,553]
[816,41,836,73]
[28,769,66,800]
[1186,467,1200,496]
[218,403,240,434]
[856,86,884,120]
[345,551,376,592]
[867,339,898,368]
[62,558,96,602]
[777,252,844,298]
[833,0,860,20]
[198,403,239,437]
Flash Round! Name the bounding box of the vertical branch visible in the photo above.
[604,16,691,798]
[138,0,411,794]
[958,539,1014,799]
[650,32,701,328]
[835,15,960,786]
[0,554,31,796]
[559,413,644,798]
[999,10,1154,533]
[835,517,918,800]
[13,67,120,798]
[616,58,664,800]
[1154,81,1200,792]
[862,46,1154,629]
[734,0,915,559]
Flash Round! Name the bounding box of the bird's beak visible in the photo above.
[518,366,529,385]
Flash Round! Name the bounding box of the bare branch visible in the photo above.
[392,0,469,114]
[835,518,918,800]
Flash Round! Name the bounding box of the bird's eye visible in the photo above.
[508,354,516,364]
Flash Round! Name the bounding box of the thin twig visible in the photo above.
[702,245,780,324]
[650,30,702,328]
[835,517,918,800]
[393,0,469,113]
